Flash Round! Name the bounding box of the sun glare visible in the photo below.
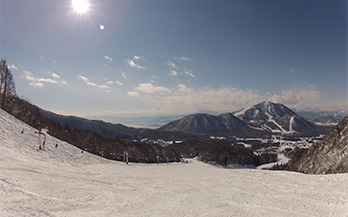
[71,0,90,14]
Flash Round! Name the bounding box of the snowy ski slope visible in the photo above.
[1,109,348,217]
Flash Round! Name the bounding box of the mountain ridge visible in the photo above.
[38,101,330,139]
[289,116,348,174]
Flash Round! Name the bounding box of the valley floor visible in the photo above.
[1,110,348,217]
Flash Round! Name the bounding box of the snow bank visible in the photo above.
[1,109,348,217]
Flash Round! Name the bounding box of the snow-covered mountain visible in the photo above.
[1,108,348,216]
[289,116,348,174]
[159,101,322,136]
[296,110,348,125]
[158,113,255,136]
[159,113,227,134]
[234,101,315,134]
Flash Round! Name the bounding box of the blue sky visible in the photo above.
[1,0,347,119]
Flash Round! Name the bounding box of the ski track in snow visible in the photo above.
[1,109,348,217]
[289,116,294,133]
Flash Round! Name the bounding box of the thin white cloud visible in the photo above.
[115,81,123,86]
[53,60,58,64]
[78,84,346,118]
[184,68,195,78]
[77,75,111,92]
[133,55,144,61]
[47,71,60,79]
[165,61,177,69]
[164,58,195,78]
[289,68,296,73]
[126,56,147,69]
[134,82,171,94]
[126,84,341,115]
[169,70,178,77]
[269,84,321,110]
[8,64,18,70]
[177,84,193,93]
[30,82,44,88]
[127,91,139,97]
[122,72,127,78]
[107,80,123,86]
[23,71,66,88]
[127,85,265,115]
[104,55,113,62]
[126,59,147,70]
[178,56,191,61]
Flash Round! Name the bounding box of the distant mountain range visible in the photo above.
[295,110,347,125]
[38,101,333,140]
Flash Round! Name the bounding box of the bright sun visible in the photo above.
[71,0,90,14]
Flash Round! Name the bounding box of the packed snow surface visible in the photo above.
[1,109,348,217]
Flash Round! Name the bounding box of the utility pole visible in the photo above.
[123,152,129,164]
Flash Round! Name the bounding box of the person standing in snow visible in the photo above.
[55,144,58,148]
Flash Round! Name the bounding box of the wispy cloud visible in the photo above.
[104,55,113,62]
[128,82,171,97]
[77,75,111,92]
[169,70,178,77]
[289,68,296,73]
[115,81,123,86]
[23,71,67,88]
[126,56,147,69]
[127,91,140,97]
[177,84,193,93]
[164,58,195,78]
[81,84,346,118]
[178,56,191,61]
[125,83,346,115]
[122,72,127,78]
[106,80,123,86]
[183,68,195,78]
[133,55,144,61]
[47,71,60,79]
[269,84,322,110]
[126,59,147,70]
[134,82,171,94]
[8,64,19,70]
[127,84,265,115]
[165,60,177,69]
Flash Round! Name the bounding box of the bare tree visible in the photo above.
[0,59,17,110]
